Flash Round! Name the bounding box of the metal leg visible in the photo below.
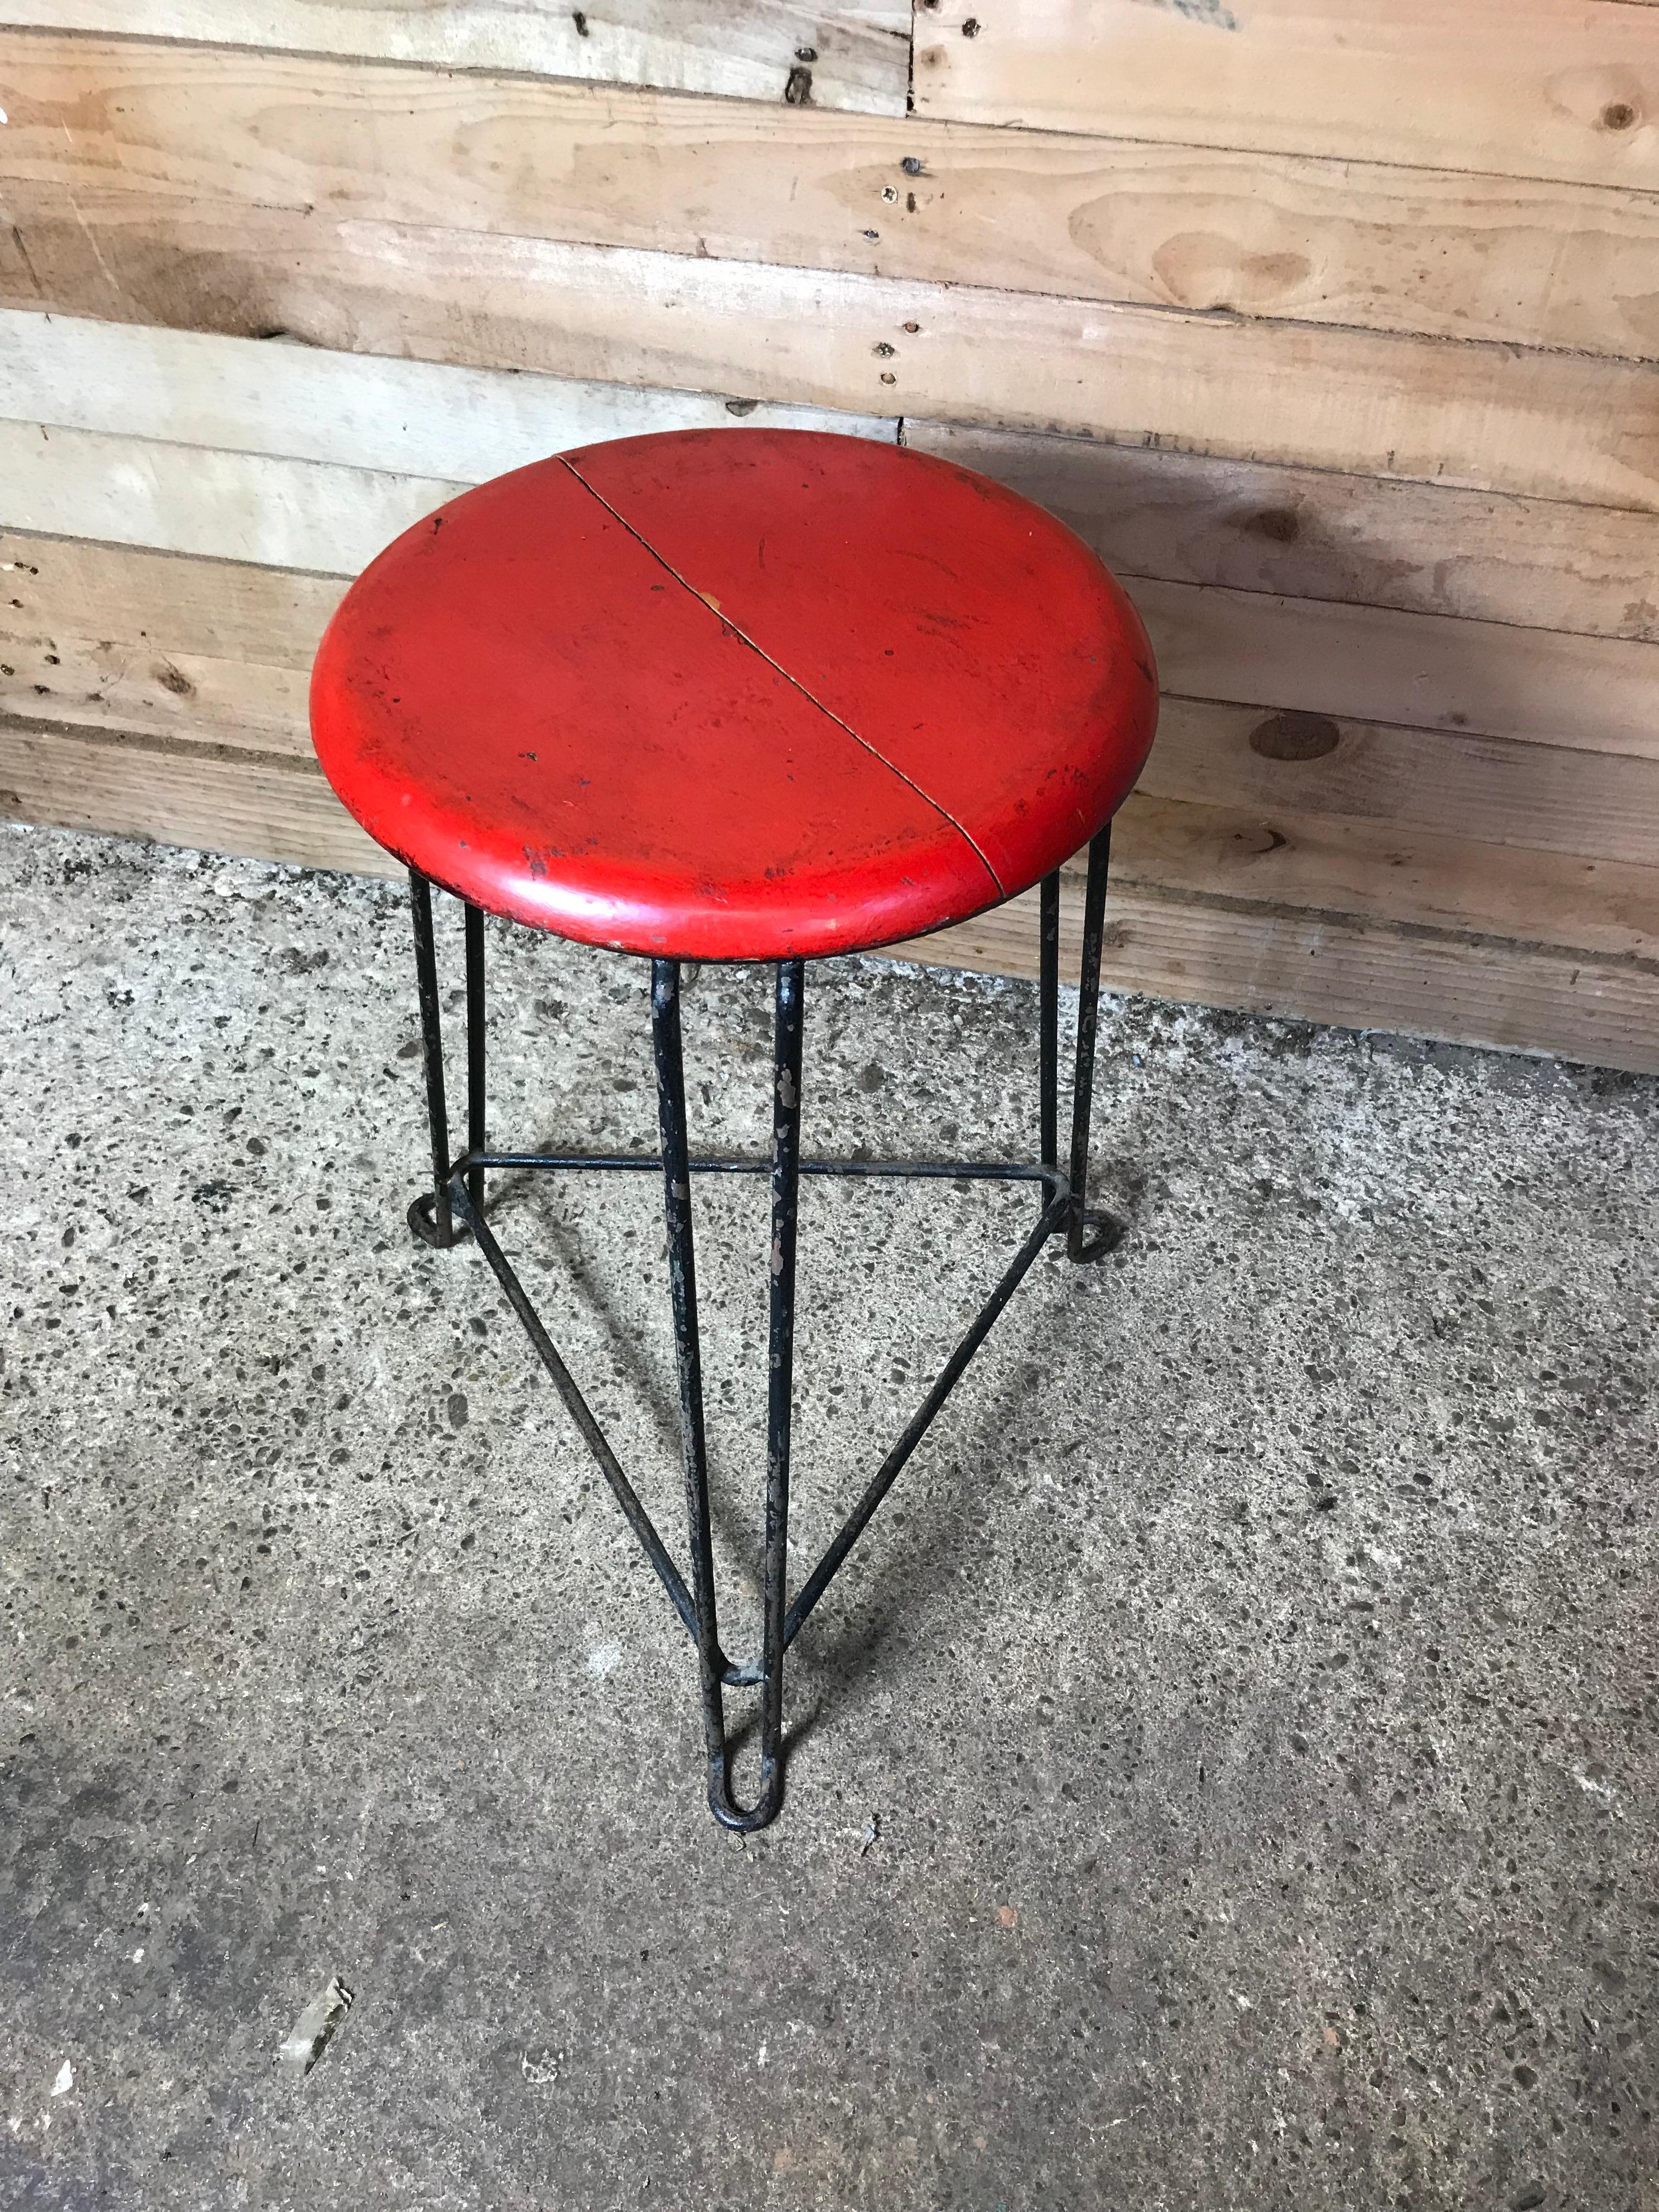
[465,902,486,1221]
[1039,870,1060,1173]
[760,959,805,1821]
[653,958,798,1831]
[392,868,1126,1831]
[408,871,464,1249]
[1065,826,1122,1262]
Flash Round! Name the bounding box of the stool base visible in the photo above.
[400,833,1119,1830]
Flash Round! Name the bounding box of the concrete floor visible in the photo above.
[2,824,1657,2211]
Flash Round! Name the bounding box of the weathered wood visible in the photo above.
[0,324,889,569]
[4,33,1658,358]
[0,630,311,754]
[1132,580,1659,764]
[913,0,1659,194]
[3,216,1656,509]
[0,311,890,481]
[1144,699,1659,872]
[1104,792,1659,964]
[5,717,1651,1072]
[0,419,466,572]
[8,405,1652,775]
[905,424,1659,645]
[0,530,346,662]
[898,884,1659,1076]
[0,714,394,876]
[0,2,910,114]
[8,532,1657,873]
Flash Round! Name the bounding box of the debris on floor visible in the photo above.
[278,1979,355,2079]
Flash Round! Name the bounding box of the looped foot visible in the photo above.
[1068,1207,1125,1263]
[708,1753,784,1833]
[407,1190,467,1250]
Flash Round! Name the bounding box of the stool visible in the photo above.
[310,428,1157,1829]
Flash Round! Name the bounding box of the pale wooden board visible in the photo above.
[5,719,1652,1073]
[0,530,347,662]
[4,34,1658,358]
[8,531,1658,866]
[897,882,1659,1077]
[913,0,1659,194]
[7,418,1652,772]
[1104,793,1659,963]
[0,421,467,572]
[0,714,395,876]
[1146,699,1659,872]
[0,312,892,479]
[1,220,1655,509]
[0,2,911,114]
[905,425,1659,645]
[1131,579,1659,765]
[0,630,311,754]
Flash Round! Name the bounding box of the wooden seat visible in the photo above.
[310,428,1156,961]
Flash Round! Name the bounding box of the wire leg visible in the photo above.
[1066,827,1122,1262]
[464,902,486,1220]
[651,961,723,1797]
[1039,871,1060,1173]
[650,960,764,1829]
[407,871,464,1249]
[755,958,805,1825]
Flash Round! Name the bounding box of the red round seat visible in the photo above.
[311,429,1156,962]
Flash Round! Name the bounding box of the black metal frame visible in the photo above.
[403,830,1118,1830]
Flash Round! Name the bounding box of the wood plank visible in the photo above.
[0,419,466,572]
[905,424,1659,644]
[9,425,1652,775]
[913,0,1659,194]
[9,531,1658,874]
[1145,698,1659,871]
[898,880,1659,1077]
[2,207,1656,509]
[1130,579,1659,764]
[1104,791,1659,963]
[13,622,1649,958]
[0,630,310,754]
[0,714,394,876]
[0,2,911,115]
[5,717,1649,1073]
[0,311,893,480]
[5,32,1658,358]
[0,529,347,661]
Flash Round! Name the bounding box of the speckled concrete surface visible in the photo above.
[2,823,1657,2212]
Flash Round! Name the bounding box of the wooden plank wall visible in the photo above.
[0,5,1655,1070]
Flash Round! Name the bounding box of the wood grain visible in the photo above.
[3,212,1656,507]
[0,2,910,114]
[5,716,1649,1072]
[900,879,1659,1077]
[1105,792,1659,962]
[1132,580,1659,764]
[8,531,1656,872]
[0,311,890,481]
[913,0,1659,194]
[0,631,308,753]
[4,33,1658,357]
[0,419,466,572]
[0,713,393,876]
[1144,699,1659,872]
[905,424,1659,644]
[0,530,347,661]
